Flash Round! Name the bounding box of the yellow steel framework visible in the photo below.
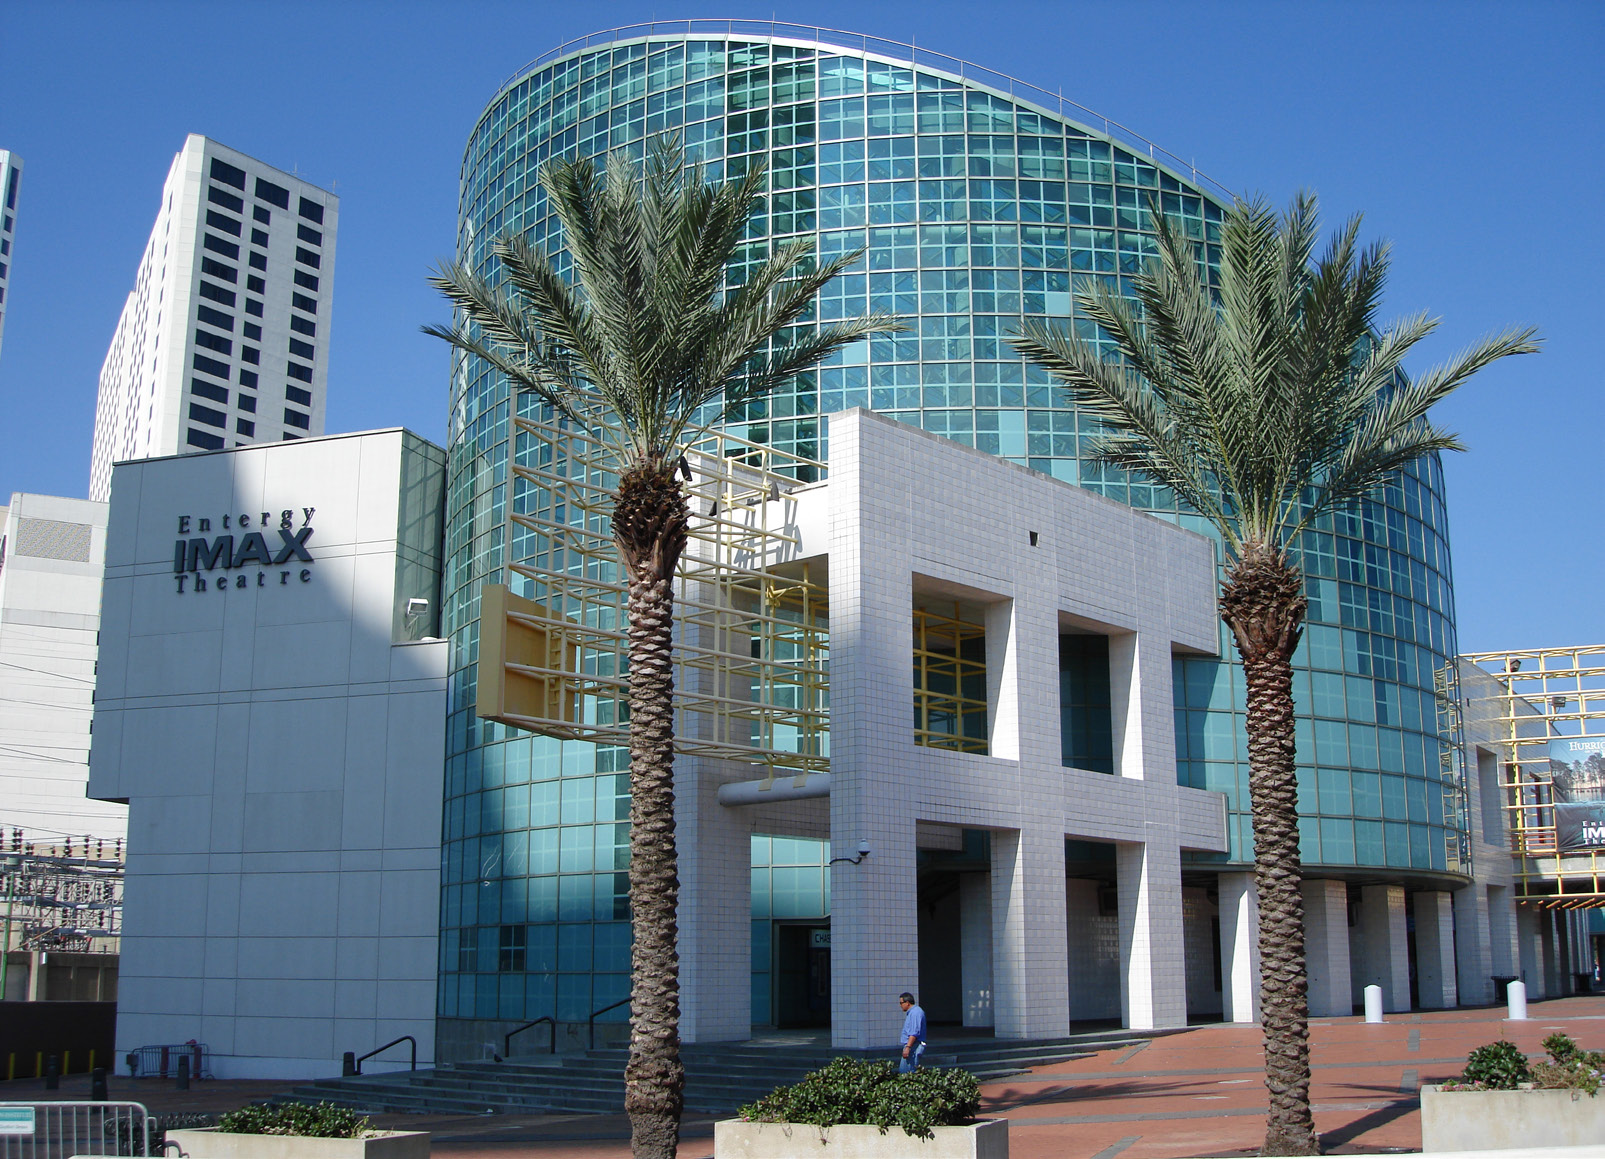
[912,604,988,754]
[1455,645,1605,905]
[478,407,830,783]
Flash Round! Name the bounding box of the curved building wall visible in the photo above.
[442,25,1465,1029]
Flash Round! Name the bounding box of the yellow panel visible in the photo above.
[476,582,578,725]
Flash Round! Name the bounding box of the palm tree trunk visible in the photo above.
[1220,542,1319,1157]
[614,462,690,1159]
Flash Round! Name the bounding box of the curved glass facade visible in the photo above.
[442,24,1466,1027]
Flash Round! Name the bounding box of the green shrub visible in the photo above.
[216,1103,373,1138]
[1459,1039,1531,1089]
[738,1057,980,1140]
[1531,1033,1605,1096]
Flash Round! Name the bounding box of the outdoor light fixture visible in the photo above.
[830,841,872,866]
[405,598,430,618]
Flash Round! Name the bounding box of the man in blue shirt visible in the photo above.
[897,992,927,1072]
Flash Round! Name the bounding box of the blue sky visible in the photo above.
[0,0,1599,653]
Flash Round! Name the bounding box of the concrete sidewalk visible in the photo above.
[7,994,1605,1157]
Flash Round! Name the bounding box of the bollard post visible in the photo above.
[44,1054,59,1090]
[159,1045,170,1079]
[1508,979,1528,1020]
[342,1052,357,1077]
[1364,984,1384,1023]
[176,1055,190,1090]
[126,1051,138,1078]
[91,1066,108,1101]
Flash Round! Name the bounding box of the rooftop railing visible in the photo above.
[490,19,1234,202]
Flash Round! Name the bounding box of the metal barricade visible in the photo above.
[126,1046,209,1081]
[0,1102,156,1159]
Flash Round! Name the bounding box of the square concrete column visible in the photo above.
[959,872,994,1027]
[1453,885,1492,1006]
[991,827,1069,1039]
[1107,630,1177,781]
[1218,871,1261,1023]
[1414,891,1457,1009]
[1542,909,1563,997]
[1115,840,1187,1029]
[829,812,918,1049]
[1518,904,1544,998]
[1355,884,1409,1012]
[676,762,753,1043]
[1302,879,1352,1017]
[1487,885,1519,979]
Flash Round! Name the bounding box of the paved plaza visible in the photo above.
[10,994,1605,1157]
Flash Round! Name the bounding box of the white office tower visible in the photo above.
[0,493,123,841]
[89,136,337,502]
[0,150,20,363]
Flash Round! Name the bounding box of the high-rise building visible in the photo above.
[438,22,1498,1051]
[0,150,21,363]
[89,136,337,502]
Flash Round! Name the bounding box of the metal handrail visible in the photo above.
[504,1015,557,1057]
[352,1035,416,1075]
[588,998,629,1050]
[481,19,1231,201]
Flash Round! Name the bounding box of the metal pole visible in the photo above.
[0,856,15,1002]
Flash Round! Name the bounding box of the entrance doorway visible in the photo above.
[775,922,831,1027]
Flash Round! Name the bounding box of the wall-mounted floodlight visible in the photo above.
[405,598,430,618]
[830,841,871,866]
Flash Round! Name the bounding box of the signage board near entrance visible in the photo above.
[810,929,830,949]
[0,1107,35,1136]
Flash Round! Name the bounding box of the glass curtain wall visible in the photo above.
[443,26,1465,1030]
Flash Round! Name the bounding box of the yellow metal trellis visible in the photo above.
[1455,645,1605,904]
[477,408,830,782]
[912,604,988,754]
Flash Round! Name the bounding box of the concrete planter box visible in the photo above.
[1420,1084,1605,1151]
[714,1118,1007,1158]
[165,1128,431,1159]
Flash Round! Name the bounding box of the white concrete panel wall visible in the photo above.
[89,429,444,1078]
[0,493,123,840]
[763,411,1228,1047]
[1065,879,1120,1020]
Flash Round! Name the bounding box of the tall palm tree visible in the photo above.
[426,140,895,1159]
[1010,194,1537,1156]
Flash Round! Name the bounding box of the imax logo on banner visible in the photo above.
[172,508,316,594]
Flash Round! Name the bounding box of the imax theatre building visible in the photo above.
[92,25,1587,1077]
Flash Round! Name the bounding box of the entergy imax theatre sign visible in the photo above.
[172,508,316,594]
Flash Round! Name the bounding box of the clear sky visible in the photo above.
[0,0,1598,654]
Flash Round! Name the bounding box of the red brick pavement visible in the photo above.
[8,995,1604,1157]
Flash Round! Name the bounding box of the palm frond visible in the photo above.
[1010,191,1539,561]
[425,136,898,473]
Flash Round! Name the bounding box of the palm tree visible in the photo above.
[426,140,895,1159]
[1009,194,1536,1156]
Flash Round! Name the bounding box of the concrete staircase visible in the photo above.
[276,1027,1179,1117]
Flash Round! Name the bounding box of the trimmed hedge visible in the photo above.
[738,1057,981,1140]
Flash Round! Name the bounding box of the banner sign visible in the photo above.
[1548,737,1605,851]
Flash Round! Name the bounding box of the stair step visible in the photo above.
[283,1029,1161,1116]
